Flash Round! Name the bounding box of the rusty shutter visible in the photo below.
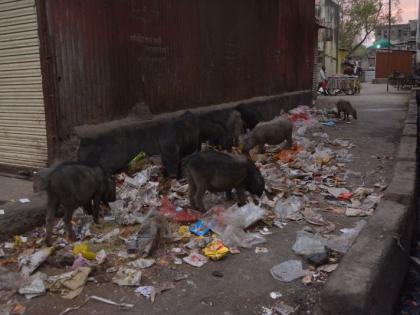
[0,0,47,169]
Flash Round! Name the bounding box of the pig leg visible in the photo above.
[63,208,76,242]
[45,195,59,246]
[236,187,246,206]
[92,194,101,224]
[83,201,93,215]
[225,190,232,201]
[286,134,293,148]
[193,184,206,212]
[185,169,198,209]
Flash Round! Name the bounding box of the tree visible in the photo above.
[337,0,401,54]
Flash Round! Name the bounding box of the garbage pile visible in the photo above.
[0,106,385,314]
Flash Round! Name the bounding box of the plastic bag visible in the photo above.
[72,243,96,260]
[326,220,367,253]
[274,196,305,221]
[292,231,326,257]
[203,239,229,260]
[270,260,306,282]
[221,225,266,248]
[223,203,266,229]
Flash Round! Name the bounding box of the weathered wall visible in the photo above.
[38,0,315,159]
[375,50,415,79]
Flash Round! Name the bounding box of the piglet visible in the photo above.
[38,162,116,246]
[182,151,265,211]
[243,117,293,153]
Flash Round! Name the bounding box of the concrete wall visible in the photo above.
[76,91,312,173]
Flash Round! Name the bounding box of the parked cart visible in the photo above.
[327,75,361,96]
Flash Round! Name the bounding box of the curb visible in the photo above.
[318,93,418,315]
[0,193,47,241]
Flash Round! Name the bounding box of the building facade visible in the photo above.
[0,0,316,170]
[375,20,417,51]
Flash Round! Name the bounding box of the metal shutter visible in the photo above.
[0,0,47,169]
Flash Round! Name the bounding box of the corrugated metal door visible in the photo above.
[0,0,47,169]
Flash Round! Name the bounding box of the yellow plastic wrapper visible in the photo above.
[203,239,229,261]
[178,225,192,239]
[72,243,96,260]
[14,235,22,247]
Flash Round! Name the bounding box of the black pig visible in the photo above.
[235,104,263,131]
[182,151,265,211]
[336,100,357,121]
[198,117,233,151]
[159,111,199,178]
[40,162,116,246]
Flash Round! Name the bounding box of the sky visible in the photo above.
[400,0,418,22]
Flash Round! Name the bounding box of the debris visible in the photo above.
[220,225,266,248]
[91,228,120,243]
[160,197,201,223]
[71,254,90,270]
[326,220,367,253]
[132,165,160,186]
[128,258,156,269]
[337,192,353,201]
[18,272,46,299]
[274,196,305,221]
[127,151,146,173]
[19,198,30,203]
[292,231,327,257]
[59,295,134,315]
[0,209,4,215]
[223,203,266,229]
[269,291,283,299]
[4,242,14,249]
[345,208,370,217]
[72,243,96,260]
[275,302,297,315]
[320,120,335,127]
[270,260,307,282]
[46,267,91,299]
[47,248,75,268]
[174,273,189,281]
[183,253,209,267]
[259,227,273,235]
[11,304,26,315]
[112,268,142,286]
[307,252,329,267]
[318,264,338,273]
[189,220,210,236]
[203,239,229,260]
[275,145,301,162]
[255,247,269,254]
[212,270,224,278]
[135,286,155,301]
[19,247,53,276]
[95,249,107,265]
[327,187,350,199]
[137,215,160,258]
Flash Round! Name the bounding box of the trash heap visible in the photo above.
[0,106,386,315]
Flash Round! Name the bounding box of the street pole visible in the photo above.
[387,0,391,92]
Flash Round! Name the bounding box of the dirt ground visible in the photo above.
[5,84,411,315]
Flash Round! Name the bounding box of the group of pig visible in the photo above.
[36,100,357,245]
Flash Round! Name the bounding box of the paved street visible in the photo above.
[10,83,408,315]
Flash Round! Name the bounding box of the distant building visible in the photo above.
[375,20,417,51]
[316,0,340,76]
